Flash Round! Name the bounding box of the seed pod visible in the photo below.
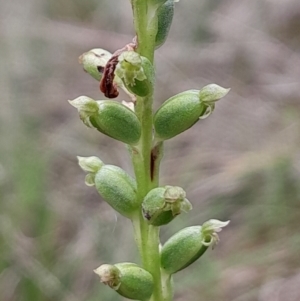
[142,186,192,226]
[115,263,154,300]
[153,90,206,140]
[155,0,175,49]
[69,96,141,145]
[94,263,154,301]
[94,165,138,218]
[115,51,154,97]
[154,84,229,140]
[161,220,229,274]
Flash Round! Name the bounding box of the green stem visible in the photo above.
[130,1,169,301]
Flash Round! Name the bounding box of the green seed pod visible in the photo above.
[94,263,154,301]
[95,165,138,218]
[142,186,192,226]
[153,90,205,140]
[79,48,112,81]
[69,96,141,145]
[161,220,229,274]
[115,51,154,97]
[154,84,229,140]
[155,0,175,49]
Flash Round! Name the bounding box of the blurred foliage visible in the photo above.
[1,0,300,300]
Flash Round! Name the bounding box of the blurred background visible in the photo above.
[1,0,300,300]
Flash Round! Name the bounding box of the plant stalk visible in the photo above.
[130,1,171,301]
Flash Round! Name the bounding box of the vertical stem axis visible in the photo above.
[130,1,170,301]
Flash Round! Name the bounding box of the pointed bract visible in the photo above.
[200,84,230,104]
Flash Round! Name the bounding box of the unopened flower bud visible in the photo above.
[142,186,192,226]
[115,51,154,97]
[94,263,154,301]
[161,220,229,274]
[94,264,121,289]
[69,96,141,145]
[154,86,229,140]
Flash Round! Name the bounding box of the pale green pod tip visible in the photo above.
[77,156,104,187]
[142,186,192,226]
[68,96,98,128]
[199,84,230,104]
[68,96,98,113]
[79,48,112,81]
[94,264,121,290]
[77,156,104,173]
[201,219,230,248]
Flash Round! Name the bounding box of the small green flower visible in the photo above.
[115,51,154,97]
[142,186,192,226]
[201,219,230,249]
